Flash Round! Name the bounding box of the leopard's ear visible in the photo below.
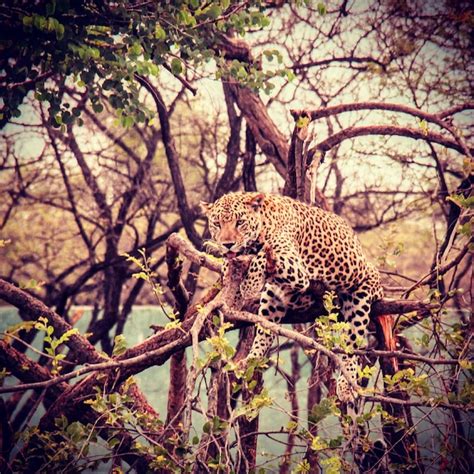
[200,201,212,215]
[199,201,212,215]
[246,193,265,211]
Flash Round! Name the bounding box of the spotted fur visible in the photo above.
[202,192,383,403]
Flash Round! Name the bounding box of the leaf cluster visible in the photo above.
[35,316,78,374]
[0,0,275,128]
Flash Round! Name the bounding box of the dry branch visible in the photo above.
[0,279,104,365]
[291,101,474,125]
[134,74,202,248]
[0,339,155,472]
[290,102,473,173]
[229,79,289,177]
[312,125,472,157]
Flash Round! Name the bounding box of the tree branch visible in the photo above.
[291,101,474,124]
[0,279,104,364]
[311,124,472,157]
[292,56,388,71]
[134,73,202,248]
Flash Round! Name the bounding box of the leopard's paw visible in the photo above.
[232,357,249,378]
[336,375,359,405]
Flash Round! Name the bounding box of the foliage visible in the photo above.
[206,320,236,363]
[0,0,282,128]
[383,368,430,398]
[122,249,181,329]
[313,292,351,350]
[34,316,78,375]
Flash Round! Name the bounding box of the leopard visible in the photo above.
[201,191,383,403]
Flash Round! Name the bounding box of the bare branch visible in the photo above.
[311,124,472,157]
[134,74,202,248]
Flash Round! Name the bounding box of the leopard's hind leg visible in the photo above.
[336,287,374,403]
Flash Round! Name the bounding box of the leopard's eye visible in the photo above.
[236,219,244,227]
[213,221,221,229]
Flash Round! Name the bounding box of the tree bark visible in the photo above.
[229,80,288,177]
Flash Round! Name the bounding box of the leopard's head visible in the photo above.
[201,192,265,257]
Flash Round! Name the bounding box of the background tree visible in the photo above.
[0,1,472,472]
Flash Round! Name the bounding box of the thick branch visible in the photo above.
[311,125,472,156]
[228,81,288,177]
[167,233,222,273]
[0,279,104,364]
[291,101,474,124]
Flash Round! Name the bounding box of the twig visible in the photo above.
[403,242,471,297]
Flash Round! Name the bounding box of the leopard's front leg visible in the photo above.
[247,283,290,360]
[246,238,311,361]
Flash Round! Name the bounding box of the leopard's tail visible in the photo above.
[378,314,398,372]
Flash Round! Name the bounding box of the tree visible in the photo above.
[1,1,472,472]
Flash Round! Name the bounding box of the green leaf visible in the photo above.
[317,3,327,15]
[311,435,328,451]
[128,43,142,58]
[309,398,339,425]
[260,16,271,28]
[22,16,33,27]
[154,25,166,40]
[66,421,85,442]
[237,66,247,79]
[112,334,128,356]
[447,194,474,209]
[296,115,311,129]
[92,102,103,113]
[55,23,65,40]
[149,63,159,76]
[206,5,222,19]
[170,58,183,75]
[178,9,196,26]
[321,455,342,474]
[459,221,472,236]
[35,15,48,31]
[56,328,78,345]
[108,437,120,448]
[328,435,343,448]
